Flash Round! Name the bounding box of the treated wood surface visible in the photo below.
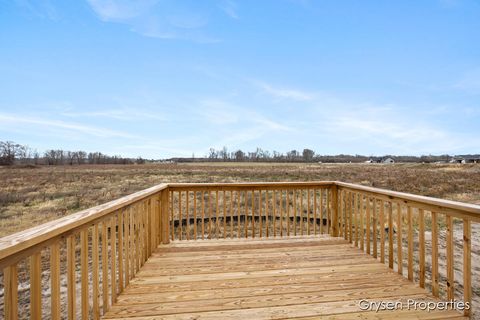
[102,236,465,320]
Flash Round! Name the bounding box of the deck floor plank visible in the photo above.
[102,236,466,319]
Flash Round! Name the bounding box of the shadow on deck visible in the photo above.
[102,236,466,320]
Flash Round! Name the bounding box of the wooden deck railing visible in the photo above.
[0,181,479,319]
[335,182,479,318]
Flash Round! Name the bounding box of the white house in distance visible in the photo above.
[365,157,395,164]
[382,157,395,164]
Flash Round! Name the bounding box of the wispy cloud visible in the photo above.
[15,0,59,20]
[86,0,221,42]
[61,108,166,121]
[0,113,136,138]
[453,69,480,94]
[253,80,314,101]
[219,0,239,19]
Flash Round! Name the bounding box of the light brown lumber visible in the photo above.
[80,229,89,319]
[116,278,414,304]
[446,214,454,300]
[4,264,18,320]
[50,242,61,320]
[463,219,471,317]
[103,294,430,319]
[431,211,439,297]
[67,235,76,320]
[30,252,41,320]
[419,208,425,288]
[407,206,413,281]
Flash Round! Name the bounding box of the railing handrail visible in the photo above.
[0,183,168,261]
[168,181,335,188]
[335,181,480,222]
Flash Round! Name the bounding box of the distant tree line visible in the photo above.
[0,141,144,166]
[171,146,459,164]
[1,140,472,166]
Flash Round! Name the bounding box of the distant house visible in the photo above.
[450,156,480,164]
[382,157,395,164]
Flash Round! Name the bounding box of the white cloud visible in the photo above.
[0,113,136,139]
[86,0,221,42]
[61,108,165,121]
[219,0,239,19]
[15,0,59,20]
[254,81,314,101]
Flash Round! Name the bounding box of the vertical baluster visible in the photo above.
[201,191,205,240]
[102,222,108,314]
[431,211,439,296]
[300,190,304,236]
[92,225,99,320]
[314,189,318,235]
[446,215,454,300]
[344,191,348,240]
[223,190,227,239]
[463,219,471,317]
[208,190,213,239]
[319,189,323,234]
[352,193,358,247]
[307,189,311,236]
[110,216,117,303]
[179,191,183,241]
[30,252,41,320]
[230,191,234,238]
[130,207,135,277]
[118,212,124,293]
[81,229,89,319]
[266,191,270,238]
[244,191,248,238]
[4,264,18,320]
[259,190,264,238]
[418,209,425,288]
[136,207,141,272]
[397,203,403,275]
[194,192,198,240]
[366,197,371,255]
[388,202,393,269]
[380,200,385,263]
[293,190,297,236]
[326,189,330,235]
[216,190,220,239]
[50,242,61,320]
[170,191,174,241]
[372,198,377,259]
[286,191,291,236]
[251,190,255,238]
[237,191,241,238]
[125,209,130,286]
[349,192,353,243]
[280,190,284,237]
[407,206,413,281]
[273,190,277,237]
[359,194,364,251]
[186,191,190,240]
[67,235,76,319]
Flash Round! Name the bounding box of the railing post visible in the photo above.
[161,189,170,244]
[331,184,339,237]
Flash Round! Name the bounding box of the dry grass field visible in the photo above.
[1,162,480,237]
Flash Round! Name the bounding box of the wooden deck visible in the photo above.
[102,235,466,320]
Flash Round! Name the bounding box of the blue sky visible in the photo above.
[1,0,479,158]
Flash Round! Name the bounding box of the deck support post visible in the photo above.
[331,184,339,237]
[161,189,170,244]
